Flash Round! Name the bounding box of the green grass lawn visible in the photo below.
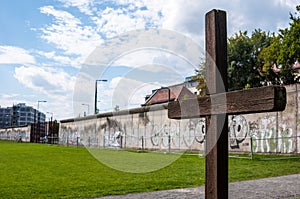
[0,140,299,199]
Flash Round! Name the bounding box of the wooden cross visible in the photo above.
[168,9,286,199]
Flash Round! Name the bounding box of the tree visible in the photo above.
[227,30,273,90]
[194,4,300,94]
[259,5,300,85]
[193,59,207,96]
[194,30,273,93]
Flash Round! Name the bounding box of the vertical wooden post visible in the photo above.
[205,10,228,199]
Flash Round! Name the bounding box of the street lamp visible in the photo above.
[36,100,46,143]
[46,112,53,142]
[47,112,53,122]
[95,79,108,114]
[82,103,90,116]
[37,100,47,123]
[37,100,47,111]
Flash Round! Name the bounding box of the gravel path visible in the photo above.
[98,174,300,199]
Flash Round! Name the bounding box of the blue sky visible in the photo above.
[0,0,298,120]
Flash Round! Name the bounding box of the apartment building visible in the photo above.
[0,103,45,128]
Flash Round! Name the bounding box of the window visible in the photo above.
[20,117,26,121]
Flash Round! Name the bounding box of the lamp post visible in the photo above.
[47,112,53,143]
[37,100,47,112]
[36,100,47,143]
[82,103,90,116]
[47,112,53,122]
[36,100,47,124]
[95,79,108,114]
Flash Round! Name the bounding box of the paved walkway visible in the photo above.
[99,174,300,199]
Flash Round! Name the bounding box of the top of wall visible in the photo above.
[60,103,168,123]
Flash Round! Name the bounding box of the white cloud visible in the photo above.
[229,1,278,31]
[112,50,164,68]
[109,76,159,109]
[51,0,163,38]
[278,0,298,9]
[12,0,297,119]
[12,65,77,119]
[112,50,197,77]
[14,65,76,97]
[39,5,102,59]
[93,8,144,38]
[57,0,95,15]
[37,51,71,63]
[0,46,35,65]
[109,76,122,89]
[158,0,298,39]
[221,0,297,35]
[90,2,162,38]
[36,0,299,71]
[37,0,299,68]
[0,93,73,120]
[36,50,83,68]
[126,82,160,107]
[47,99,74,120]
[40,5,81,25]
[0,94,20,108]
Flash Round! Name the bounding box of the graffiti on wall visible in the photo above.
[229,115,248,149]
[59,112,208,150]
[59,114,249,150]
[0,126,31,142]
[249,115,295,153]
[58,108,298,154]
[101,118,124,147]
[183,119,205,147]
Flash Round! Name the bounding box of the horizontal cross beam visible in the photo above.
[168,85,286,119]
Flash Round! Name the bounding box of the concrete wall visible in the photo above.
[0,84,297,154]
[59,84,300,154]
[0,125,31,142]
[233,84,300,154]
[59,106,206,151]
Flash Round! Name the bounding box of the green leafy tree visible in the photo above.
[193,59,206,96]
[259,5,300,85]
[194,30,272,94]
[227,30,273,90]
[194,4,300,94]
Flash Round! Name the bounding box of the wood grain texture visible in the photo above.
[168,86,286,119]
[205,9,228,199]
